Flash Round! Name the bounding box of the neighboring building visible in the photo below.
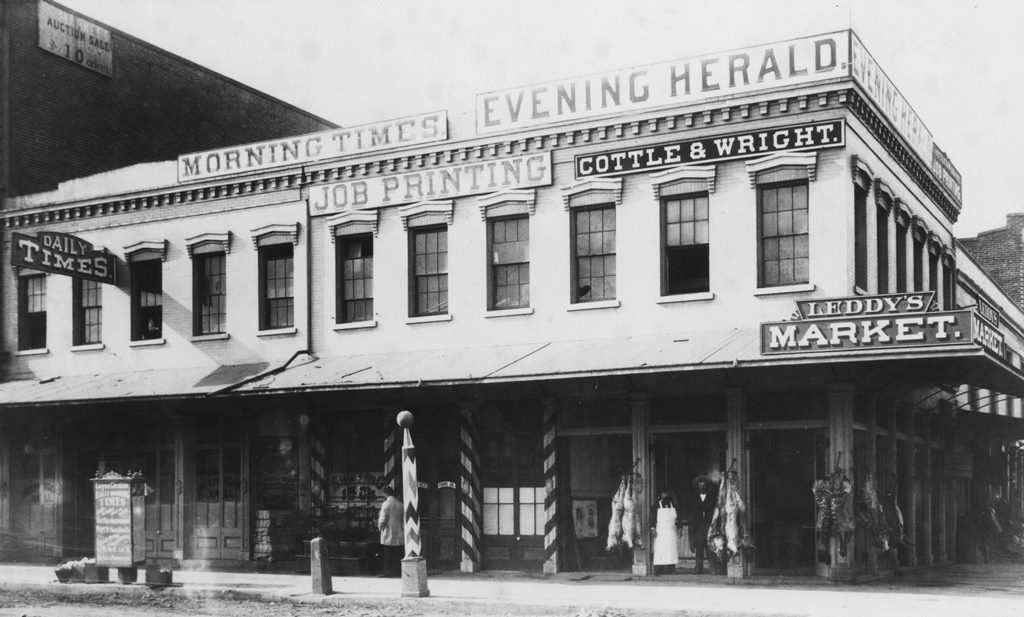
[0,0,336,200]
[2,29,1023,581]
[960,214,1024,312]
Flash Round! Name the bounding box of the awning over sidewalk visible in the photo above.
[0,362,268,406]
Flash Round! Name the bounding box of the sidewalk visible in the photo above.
[2,560,1024,617]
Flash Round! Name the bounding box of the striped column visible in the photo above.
[458,403,482,572]
[402,427,422,558]
[542,399,559,574]
[383,411,400,491]
[309,417,327,518]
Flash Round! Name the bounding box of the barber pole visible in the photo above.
[542,401,559,573]
[458,404,482,572]
[383,412,399,493]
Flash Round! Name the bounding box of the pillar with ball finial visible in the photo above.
[397,410,429,597]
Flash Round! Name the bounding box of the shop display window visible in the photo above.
[650,395,725,425]
[560,398,630,428]
[571,205,616,303]
[746,391,826,422]
[17,273,47,350]
[564,433,633,571]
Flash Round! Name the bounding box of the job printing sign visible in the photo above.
[38,0,112,77]
[760,291,1003,356]
[575,119,844,178]
[307,151,551,215]
[177,111,448,182]
[477,32,848,135]
[12,231,116,284]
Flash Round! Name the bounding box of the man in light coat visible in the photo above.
[377,485,405,577]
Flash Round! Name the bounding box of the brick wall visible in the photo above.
[3,0,336,198]
[960,213,1024,310]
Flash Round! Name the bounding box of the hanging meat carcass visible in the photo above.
[606,477,625,551]
[621,475,637,548]
[834,475,855,557]
[708,470,747,566]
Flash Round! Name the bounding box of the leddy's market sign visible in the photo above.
[760,292,1002,356]
[12,231,116,284]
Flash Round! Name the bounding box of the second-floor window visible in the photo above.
[259,244,294,330]
[194,253,226,335]
[73,278,102,345]
[572,205,616,302]
[854,183,868,291]
[131,260,162,341]
[662,193,709,295]
[758,182,809,287]
[895,219,909,293]
[489,216,530,310]
[336,234,374,323]
[410,226,448,316]
[876,207,890,294]
[18,274,47,350]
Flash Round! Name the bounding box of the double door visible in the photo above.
[191,444,243,559]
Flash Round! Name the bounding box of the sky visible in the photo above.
[58,0,1024,238]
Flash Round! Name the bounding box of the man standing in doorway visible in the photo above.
[378,485,404,577]
[689,476,717,574]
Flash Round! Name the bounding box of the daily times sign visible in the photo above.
[38,0,112,76]
[760,292,1002,356]
[11,231,116,284]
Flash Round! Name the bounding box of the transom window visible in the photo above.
[18,274,47,350]
[194,253,226,335]
[489,217,530,310]
[336,234,374,323]
[759,183,809,287]
[572,205,616,302]
[663,194,709,294]
[73,278,102,345]
[411,226,448,316]
[260,244,294,330]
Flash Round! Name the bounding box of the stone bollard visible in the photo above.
[310,536,333,595]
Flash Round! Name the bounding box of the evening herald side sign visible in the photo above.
[177,111,448,182]
[760,292,1004,356]
[12,231,116,284]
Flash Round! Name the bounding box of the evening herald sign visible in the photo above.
[177,111,448,182]
[477,32,849,134]
[38,1,112,77]
[308,152,551,215]
[575,120,843,178]
[760,292,989,355]
[12,232,116,284]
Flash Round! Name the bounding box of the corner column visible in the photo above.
[629,394,651,576]
[828,384,856,581]
[903,406,918,568]
[726,388,748,578]
[923,410,934,566]
[865,395,879,575]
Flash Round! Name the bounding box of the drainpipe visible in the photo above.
[207,348,312,397]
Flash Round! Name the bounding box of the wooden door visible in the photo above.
[14,447,60,559]
[191,445,243,559]
[480,405,545,571]
[134,449,177,559]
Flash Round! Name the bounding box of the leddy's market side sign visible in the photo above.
[12,232,116,284]
[760,292,1002,356]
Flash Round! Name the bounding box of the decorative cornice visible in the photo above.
[399,200,454,230]
[124,239,168,262]
[326,209,379,241]
[850,155,873,190]
[561,177,623,210]
[184,231,231,257]
[649,164,716,200]
[477,189,537,220]
[744,151,818,187]
[250,222,300,247]
[873,179,894,212]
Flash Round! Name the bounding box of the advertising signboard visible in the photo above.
[12,232,116,284]
[38,0,112,76]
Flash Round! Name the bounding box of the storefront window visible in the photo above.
[650,395,725,425]
[560,398,630,428]
[747,391,826,422]
[564,433,633,571]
